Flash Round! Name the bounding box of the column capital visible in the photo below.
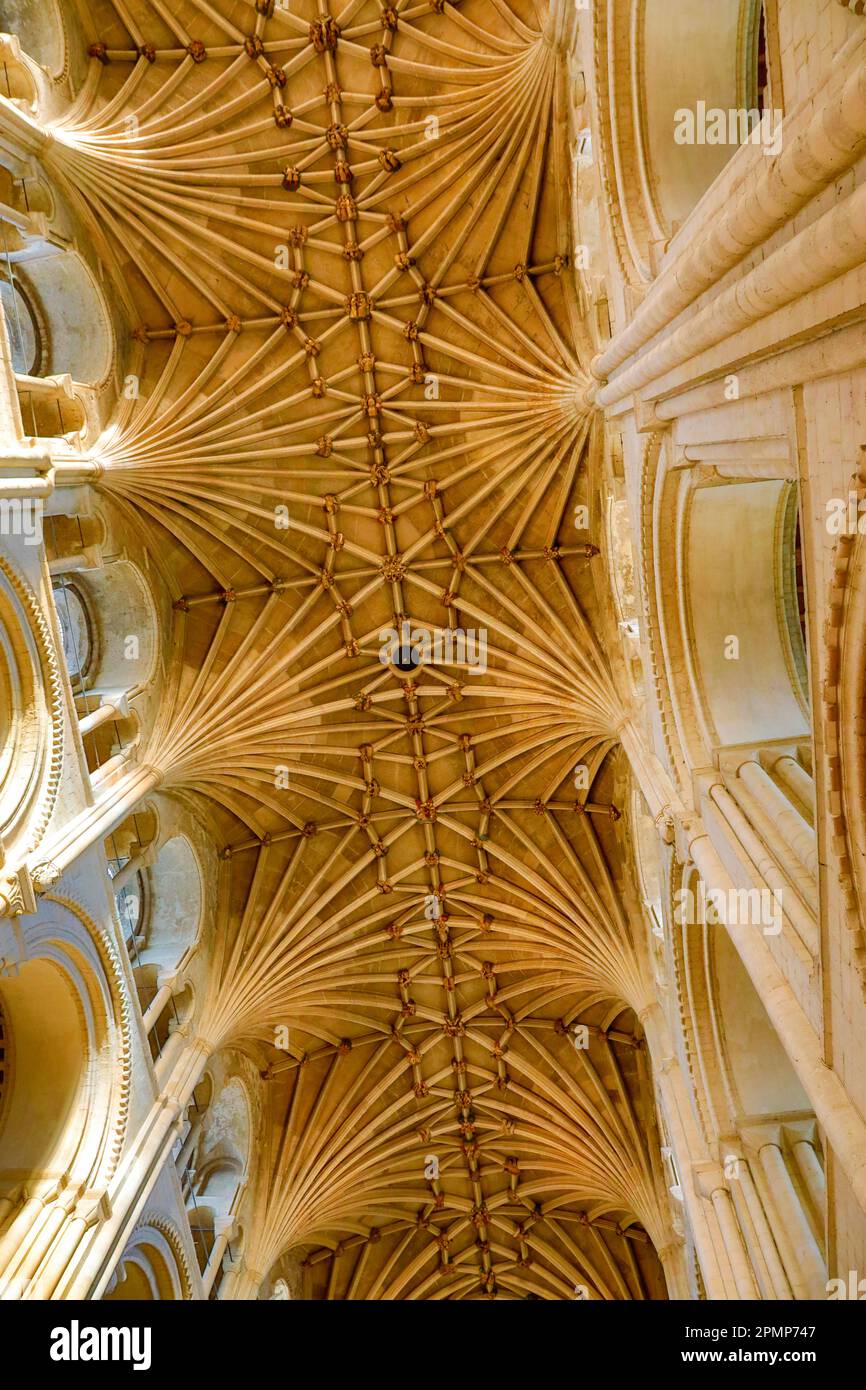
[740,1122,784,1154]
[633,394,669,434]
[0,865,36,920]
[156,969,184,994]
[781,1119,818,1149]
[693,1162,729,1200]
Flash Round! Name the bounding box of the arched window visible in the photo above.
[592,0,784,283]
[683,478,809,749]
[105,805,158,956]
[47,555,159,794]
[744,1,772,115]
[0,276,41,375]
[49,559,158,696]
[137,836,203,972]
[108,829,203,985]
[9,251,112,387]
[51,579,94,687]
[179,1072,250,1297]
[650,439,818,965]
[115,868,146,941]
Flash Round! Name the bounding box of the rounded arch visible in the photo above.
[0,553,63,868]
[592,0,775,283]
[182,1065,253,1285]
[0,958,87,1183]
[258,1252,304,1300]
[52,557,159,695]
[139,835,204,970]
[104,1220,191,1302]
[0,276,43,376]
[196,1076,252,1194]
[642,0,754,233]
[672,860,809,1135]
[12,250,113,389]
[649,437,809,771]
[710,922,809,1121]
[682,477,808,750]
[0,901,129,1199]
[183,1061,250,1289]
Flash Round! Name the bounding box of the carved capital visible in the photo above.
[31,859,62,893]
[0,866,36,918]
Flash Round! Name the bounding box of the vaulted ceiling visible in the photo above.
[46,0,671,1298]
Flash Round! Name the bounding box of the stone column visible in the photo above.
[0,761,163,917]
[621,725,866,1227]
[639,1002,738,1299]
[65,1038,212,1299]
[684,822,866,1219]
[176,1110,203,1176]
[78,694,129,738]
[735,759,818,880]
[705,775,818,958]
[696,1165,760,1299]
[655,1237,689,1300]
[763,754,814,820]
[153,1018,192,1087]
[733,1154,792,1299]
[141,973,180,1036]
[201,1217,236,1298]
[219,1259,263,1301]
[743,1126,827,1300]
[791,1136,826,1221]
[111,841,157,895]
[0,1189,51,1287]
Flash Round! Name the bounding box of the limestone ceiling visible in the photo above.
[43,0,669,1297]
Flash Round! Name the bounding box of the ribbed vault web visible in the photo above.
[56,0,670,1298]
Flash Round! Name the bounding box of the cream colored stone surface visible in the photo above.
[0,0,862,1301]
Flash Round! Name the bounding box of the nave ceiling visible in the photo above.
[23,0,673,1297]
